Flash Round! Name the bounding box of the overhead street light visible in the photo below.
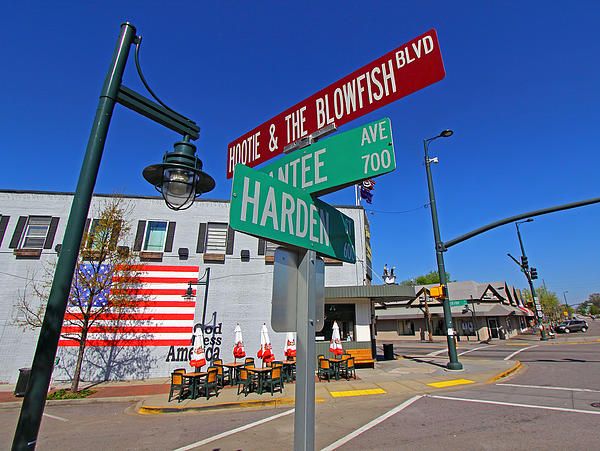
[423,129,462,371]
[13,22,215,450]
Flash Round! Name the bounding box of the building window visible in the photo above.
[143,221,168,252]
[265,241,278,257]
[205,223,228,254]
[21,216,52,249]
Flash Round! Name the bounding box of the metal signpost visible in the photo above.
[260,118,396,196]
[226,29,445,179]
[271,247,325,333]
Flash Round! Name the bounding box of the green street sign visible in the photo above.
[449,299,468,307]
[229,164,356,263]
[260,117,396,196]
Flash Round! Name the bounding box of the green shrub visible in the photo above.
[47,389,96,400]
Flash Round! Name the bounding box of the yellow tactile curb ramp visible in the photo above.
[330,388,386,398]
[427,379,475,388]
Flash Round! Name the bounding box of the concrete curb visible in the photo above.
[137,396,329,414]
[0,395,153,410]
[486,361,523,383]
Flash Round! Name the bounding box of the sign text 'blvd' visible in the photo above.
[229,164,356,263]
[226,28,444,178]
[259,117,395,196]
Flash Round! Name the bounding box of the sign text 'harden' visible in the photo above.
[229,164,356,263]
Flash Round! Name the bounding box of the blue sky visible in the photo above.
[2,1,599,305]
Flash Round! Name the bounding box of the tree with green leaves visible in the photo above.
[523,286,563,322]
[399,270,451,286]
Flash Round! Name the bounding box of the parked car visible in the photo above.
[555,320,588,333]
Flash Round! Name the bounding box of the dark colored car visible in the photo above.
[555,320,588,333]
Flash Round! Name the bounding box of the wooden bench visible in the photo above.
[346,349,375,368]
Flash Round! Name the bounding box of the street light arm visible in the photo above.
[443,196,600,250]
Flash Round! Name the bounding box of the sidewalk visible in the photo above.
[0,357,520,410]
[137,357,518,414]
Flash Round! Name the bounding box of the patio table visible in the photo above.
[327,359,344,380]
[182,371,207,399]
[247,367,272,394]
[215,362,245,385]
[282,360,296,382]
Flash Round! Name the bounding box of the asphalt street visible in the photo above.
[0,328,598,450]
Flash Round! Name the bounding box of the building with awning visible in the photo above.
[375,281,533,342]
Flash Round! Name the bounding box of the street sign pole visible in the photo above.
[294,249,317,451]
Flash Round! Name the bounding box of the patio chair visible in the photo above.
[317,354,325,361]
[237,368,255,397]
[262,366,284,395]
[213,359,229,387]
[341,357,356,380]
[168,371,190,402]
[244,357,255,366]
[317,358,333,382]
[199,367,220,400]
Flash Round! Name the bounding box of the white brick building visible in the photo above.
[0,190,373,384]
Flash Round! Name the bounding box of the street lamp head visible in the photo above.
[182,281,194,300]
[143,138,215,210]
[439,129,453,138]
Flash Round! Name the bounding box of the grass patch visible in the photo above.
[47,388,96,400]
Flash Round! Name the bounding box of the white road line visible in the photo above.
[426,349,447,357]
[173,408,294,451]
[42,413,69,422]
[459,345,497,356]
[504,344,538,360]
[497,383,600,393]
[321,395,423,451]
[426,394,600,415]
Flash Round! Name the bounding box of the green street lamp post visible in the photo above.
[514,219,548,341]
[12,22,215,450]
[423,130,462,370]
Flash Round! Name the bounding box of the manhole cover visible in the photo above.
[590,402,600,408]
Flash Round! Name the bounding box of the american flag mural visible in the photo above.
[58,264,199,347]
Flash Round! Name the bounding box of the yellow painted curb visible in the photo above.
[138,397,325,414]
[330,388,386,398]
[427,379,475,389]
[138,398,294,414]
[487,361,523,383]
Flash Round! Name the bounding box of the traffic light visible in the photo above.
[530,267,538,280]
[429,285,444,298]
[520,256,529,270]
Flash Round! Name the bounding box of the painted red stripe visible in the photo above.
[120,301,196,308]
[116,265,199,272]
[64,313,195,321]
[58,339,192,347]
[111,288,194,296]
[113,276,196,284]
[61,326,193,334]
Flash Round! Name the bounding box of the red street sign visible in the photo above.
[227,28,446,178]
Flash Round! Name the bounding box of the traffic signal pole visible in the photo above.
[514,221,548,341]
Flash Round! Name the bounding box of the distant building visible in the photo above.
[375,281,534,342]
